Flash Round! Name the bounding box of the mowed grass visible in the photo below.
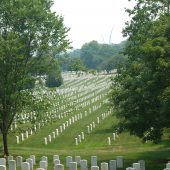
[0,75,169,170]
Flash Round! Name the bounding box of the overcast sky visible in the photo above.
[51,0,135,49]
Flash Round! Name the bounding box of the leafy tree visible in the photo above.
[45,74,63,87]
[81,41,100,69]
[110,0,170,143]
[45,58,63,87]
[0,0,70,156]
[101,54,127,73]
[80,40,126,70]
[69,58,87,72]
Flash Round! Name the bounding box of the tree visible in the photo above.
[69,58,87,72]
[101,54,127,73]
[45,58,63,87]
[80,40,126,70]
[0,0,70,156]
[110,0,170,143]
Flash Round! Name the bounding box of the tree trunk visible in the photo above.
[2,132,9,156]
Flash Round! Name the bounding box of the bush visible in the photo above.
[45,74,63,87]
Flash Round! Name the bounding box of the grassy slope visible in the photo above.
[0,75,169,170]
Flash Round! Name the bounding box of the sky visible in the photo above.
[51,0,135,49]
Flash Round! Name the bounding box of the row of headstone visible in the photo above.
[75,132,85,145]
[43,100,110,145]
[5,155,166,170]
[17,74,107,125]
[13,74,111,145]
[15,75,107,127]
[126,160,145,170]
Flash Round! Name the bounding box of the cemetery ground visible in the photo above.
[0,73,170,170]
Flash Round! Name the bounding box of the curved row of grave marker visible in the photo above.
[74,110,113,146]
[13,74,110,130]
[12,74,111,144]
[43,100,106,145]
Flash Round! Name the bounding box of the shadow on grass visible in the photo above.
[94,128,114,134]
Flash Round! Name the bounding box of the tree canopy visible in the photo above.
[110,0,170,143]
[0,0,70,156]
[56,40,126,72]
[80,41,125,71]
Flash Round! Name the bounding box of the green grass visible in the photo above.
[0,75,169,170]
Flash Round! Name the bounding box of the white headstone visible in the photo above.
[44,138,47,145]
[87,126,90,134]
[75,156,81,165]
[133,163,140,170]
[109,160,116,170]
[116,156,123,168]
[107,137,111,145]
[0,158,6,166]
[97,117,100,124]
[167,163,170,168]
[75,138,78,145]
[81,132,85,140]
[41,156,48,166]
[53,155,60,163]
[21,162,30,170]
[7,156,13,164]
[91,156,97,166]
[56,129,59,136]
[16,136,19,144]
[9,160,16,170]
[21,133,24,141]
[66,156,72,167]
[112,133,116,141]
[0,165,6,170]
[39,161,47,170]
[91,166,99,170]
[48,135,52,142]
[16,156,23,167]
[80,160,87,170]
[54,164,64,170]
[60,126,63,133]
[54,159,60,165]
[101,162,108,170]
[138,160,145,170]
[78,135,81,143]
[69,162,77,170]
[30,155,36,165]
[26,159,33,170]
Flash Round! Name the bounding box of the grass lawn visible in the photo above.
[0,74,169,170]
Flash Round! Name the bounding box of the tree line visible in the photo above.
[58,40,126,73]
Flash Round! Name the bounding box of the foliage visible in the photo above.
[69,58,87,72]
[80,41,125,70]
[0,0,70,156]
[45,74,63,87]
[110,0,170,143]
[57,54,87,72]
